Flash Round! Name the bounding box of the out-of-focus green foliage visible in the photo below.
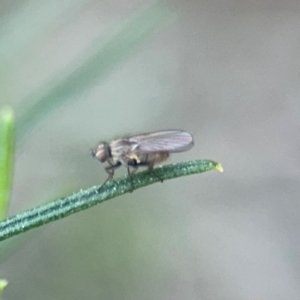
[0,279,8,299]
[0,106,15,220]
[14,3,176,139]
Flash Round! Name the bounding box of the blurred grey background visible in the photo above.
[1,0,300,299]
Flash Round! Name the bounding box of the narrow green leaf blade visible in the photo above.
[0,107,15,220]
[0,159,223,242]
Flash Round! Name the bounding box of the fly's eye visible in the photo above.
[97,151,108,163]
[93,143,110,163]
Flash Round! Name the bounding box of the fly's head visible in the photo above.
[91,142,111,163]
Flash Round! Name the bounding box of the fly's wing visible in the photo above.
[128,130,194,153]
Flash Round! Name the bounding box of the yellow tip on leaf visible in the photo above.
[215,163,224,173]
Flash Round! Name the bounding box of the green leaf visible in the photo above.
[0,107,15,220]
[0,159,223,242]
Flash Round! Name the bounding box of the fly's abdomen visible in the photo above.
[137,152,170,167]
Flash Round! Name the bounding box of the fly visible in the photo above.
[91,129,194,191]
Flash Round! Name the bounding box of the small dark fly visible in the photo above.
[91,129,194,191]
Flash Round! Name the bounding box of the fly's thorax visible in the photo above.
[92,142,111,163]
[109,139,135,164]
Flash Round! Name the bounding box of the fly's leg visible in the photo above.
[128,160,164,183]
[148,168,163,183]
[98,161,121,192]
[147,163,163,183]
[127,167,135,192]
[126,159,163,188]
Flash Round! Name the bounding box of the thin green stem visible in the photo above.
[0,159,222,242]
